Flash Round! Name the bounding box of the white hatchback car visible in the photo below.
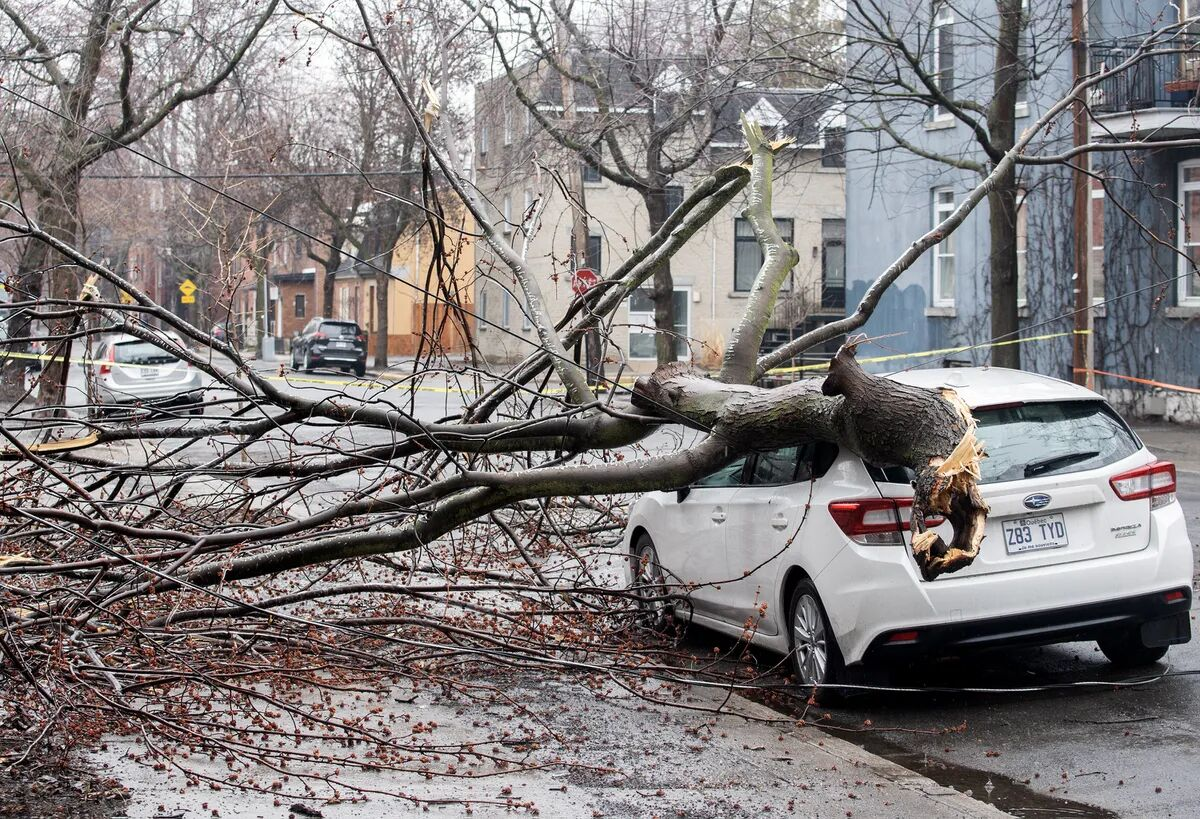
[625,368,1193,689]
[88,332,205,416]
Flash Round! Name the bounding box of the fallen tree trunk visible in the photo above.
[632,339,988,581]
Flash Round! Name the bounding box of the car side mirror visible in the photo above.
[675,486,691,503]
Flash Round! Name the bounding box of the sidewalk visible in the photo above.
[1133,420,1200,475]
[95,673,1009,818]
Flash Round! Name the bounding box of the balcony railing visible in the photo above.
[1090,33,1200,114]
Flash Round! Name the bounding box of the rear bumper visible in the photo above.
[860,587,1192,665]
[96,385,203,406]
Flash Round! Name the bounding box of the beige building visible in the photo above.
[471,75,847,375]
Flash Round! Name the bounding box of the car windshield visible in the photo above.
[320,322,359,338]
[973,400,1140,484]
[112,341,178,366]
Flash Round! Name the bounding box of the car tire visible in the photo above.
[1097,627,1169,668]
[631,533,672,631]
[302,350,313,373]
[787,578,845,700]
[353,362,366,377]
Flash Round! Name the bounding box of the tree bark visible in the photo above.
[988,0,1022,370]
[632,340,988,581]
[642,188,677,367]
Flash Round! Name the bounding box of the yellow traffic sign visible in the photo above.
[179,279,197,296]
[181,294,196,304]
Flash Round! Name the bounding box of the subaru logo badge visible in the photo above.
[1023,493,1051,510]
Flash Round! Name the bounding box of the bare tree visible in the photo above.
[475,0,833,366]
[1,2,1191,804]
[0,0,279,403]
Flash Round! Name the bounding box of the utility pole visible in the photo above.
[557,16,603,386]
[1071,0,1091,386]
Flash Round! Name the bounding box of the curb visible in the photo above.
[721,691,1013,818]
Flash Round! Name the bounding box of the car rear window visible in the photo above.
[974,400,1140,484]
[320,322,360,337]
[113,341,178,366]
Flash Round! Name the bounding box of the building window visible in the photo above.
[931,2,955,120]
[1178,162,1200,304]
[628,287,689,360]
[821,219,846,310]
[502,288,511,328]
[734,217,794,292]
[523,189,534,232]
[665,185,684,216]
[1016,190,1028,307]
[932,187,956,306]
[586,234,602,273]
[822,127,846,167]
[503,106,513,145]
[480,123,489,156]
[294,293,306,318]
[582,144,602,183]
[525,106,534,135]
[1090,177,1105,305]
[478,287,489,331]
[502,195,513,234]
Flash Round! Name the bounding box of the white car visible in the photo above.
[625,367,1193,690]
[89,332,205,416]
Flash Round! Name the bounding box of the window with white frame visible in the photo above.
[734,217,794,292]
[480,123,489,155]
[525,107,534,135]
[1179,162,1200,304]
[931,2,955,120]
[1090,176,1105,305]
[932,187,956,306]
[1015,0,1030,113]
[503,106,513,145]
[502,288,511,328]
[1016,189,1027,306]
[502,195,513,234]
[627,288,689,360]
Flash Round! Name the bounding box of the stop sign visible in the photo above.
[571,267,599,296]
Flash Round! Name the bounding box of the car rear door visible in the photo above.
[652,456,748,616]
[720,446,812,635]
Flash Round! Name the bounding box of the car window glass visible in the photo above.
[795,443,815,482]
[694,456,748,488]
[974,400,1140,484]
[320,322,359,337]
[749,446,800,485]
[113,341,178,365]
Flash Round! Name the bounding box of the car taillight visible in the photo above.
[1110,461,1176,509]
[313,332,327,341]
[355,334,365,342]
[98,347,114,376]
[828,498,946,546]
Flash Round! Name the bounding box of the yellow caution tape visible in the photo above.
[768,330,1090,375]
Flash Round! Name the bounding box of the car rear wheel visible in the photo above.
[1097,627,1169,668]
[787,578,845,695]
[631,534,671,631]
[354,362,366,377]
[302,350,313,373]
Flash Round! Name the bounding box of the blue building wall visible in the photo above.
[844,0,1200,419]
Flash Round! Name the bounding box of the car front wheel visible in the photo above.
[302,350,313,373]
[631,534,671,631]
[1097,627,1169,668]
[788,578,845,694]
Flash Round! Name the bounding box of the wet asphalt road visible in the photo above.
[739,456,1200,818]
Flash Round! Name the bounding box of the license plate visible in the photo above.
[330,341,350,348]
[140,368,160,378]
[1002,513,1068,554]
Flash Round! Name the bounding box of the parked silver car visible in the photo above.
[88,332,204,416]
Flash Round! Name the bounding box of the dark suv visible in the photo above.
[291,319,368,376]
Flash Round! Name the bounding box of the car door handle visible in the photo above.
[711,508,727,524]
[770,513,789,530]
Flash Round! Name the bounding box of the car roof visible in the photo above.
[100,331,184,346]
[885,366,1102,408]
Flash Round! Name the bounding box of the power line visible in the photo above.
[84,170,423,180]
